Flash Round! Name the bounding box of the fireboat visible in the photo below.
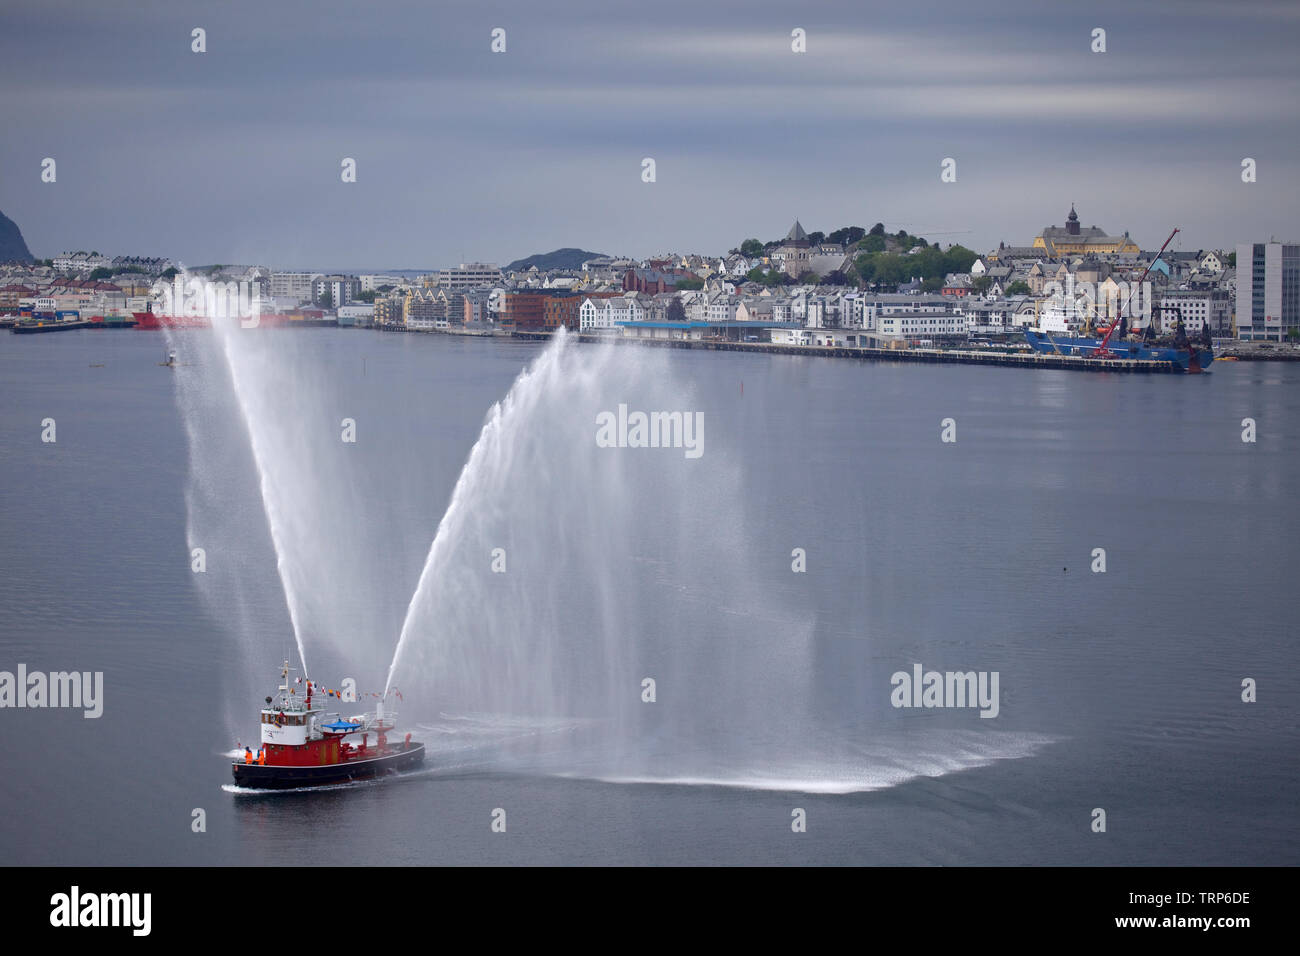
[231,661,424,790]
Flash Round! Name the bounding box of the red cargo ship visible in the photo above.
[231,662,424,790]
[132,311,210,330]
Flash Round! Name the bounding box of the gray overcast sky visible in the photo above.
[2,0,1297,270]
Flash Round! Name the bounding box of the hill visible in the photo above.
[0,210,34,263]
[504,248,608,272]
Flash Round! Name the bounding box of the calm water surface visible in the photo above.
[0,329,1295,865]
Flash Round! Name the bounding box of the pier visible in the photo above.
[510,331,1187,373]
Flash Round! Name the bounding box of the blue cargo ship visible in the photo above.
[1023,329,1214,373]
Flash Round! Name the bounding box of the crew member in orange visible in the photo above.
[244,747,253,764]
[257,748,266,765]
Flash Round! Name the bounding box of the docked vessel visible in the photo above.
[231,662,424,790]
[131,311,210,330]
[1023,227,1214,374]
[1023,326,1214,372]
[11,311,93,334]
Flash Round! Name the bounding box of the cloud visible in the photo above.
[0,0,1295,265]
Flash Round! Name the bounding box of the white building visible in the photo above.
[706,291,736,323]
[855,294,951,331]
[579,296,644,331]
[579,297,607,331]
[769,328,873,347]
[312,275,360,307]
[52,253,111,273]
[433,263,504,291]
[875,311,968,338]
[1158,291,1231,334]
[270,272,322,300]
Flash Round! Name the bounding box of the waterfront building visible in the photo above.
[874,310,968,338]
[462,289,492,325]
[336,304,374,327]
[499,291,548,331]
[404,289,453,330]
[579,294,644,331]
[373,294,404,326]
[1236,241,1300,341]
[769,327,880,348]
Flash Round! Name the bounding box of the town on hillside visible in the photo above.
[2,208,1295,351]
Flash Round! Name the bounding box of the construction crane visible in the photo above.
[1094,227,1179,358]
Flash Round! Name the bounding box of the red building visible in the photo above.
[499,292,548,331]
[502,290,622,332]
[623,268,696,294]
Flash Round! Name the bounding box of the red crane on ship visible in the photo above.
[1093,227,1179,359]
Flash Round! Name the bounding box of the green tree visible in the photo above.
[319,290,333,307]
[856,234,886,253]
[1004,280,1030,296]
[869,222,886,236]
[667,297,687,322]
[356,290,377,303]
[1225,251,1236,268]
[942,244,978,274]
[89,267,115,281]
[160,267,179,280]
[972,275,993,294]
[739,238,764,257]
[746,266,788,288]
[921,276,944,293]
[674,278,704,291]
[805,231,825,246]
[827,226,865,246]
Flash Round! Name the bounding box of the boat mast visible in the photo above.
[1096,227,1178,357]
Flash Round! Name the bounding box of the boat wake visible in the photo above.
[554,729,1060,794]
